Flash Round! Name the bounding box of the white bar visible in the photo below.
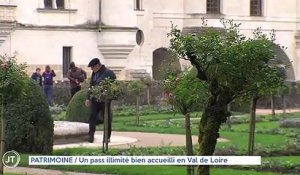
[29,156,261,165]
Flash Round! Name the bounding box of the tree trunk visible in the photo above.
[271,95,275,117]
[248,96,258,156]
[147,87,150,105]
[0,100,5,174]
[282,95,286,118]
[102,100,109,153]
[198,95,229,175]
[185,112,194,175]
[226,104,231,129]
[136,96,140,125]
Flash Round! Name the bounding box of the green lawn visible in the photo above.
[229,121,300,132]
[263,156,300,164]
[217,131,289,149]
[105,114,294,151]
[113,112,201,122]
[42,111,300,175]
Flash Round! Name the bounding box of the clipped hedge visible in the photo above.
[4,79,53,154]
[65,89,103,123]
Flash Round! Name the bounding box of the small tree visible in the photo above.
[141,76,152,105]
[127,80,146,125]
[90,78,122,153]
[162,68,207,175]
[168,19,284,175]
[246,74,284,155]
[0,55,27,174]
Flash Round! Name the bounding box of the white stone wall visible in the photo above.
[14,0,99,26]
[8,29,101,79]
[129,0,300,80]
[12,29,101,63]
[101,0,136,27]
[1,0,300,80]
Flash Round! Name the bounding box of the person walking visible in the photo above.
[67,62,87,97]
[85,58,116,143]
[42,65,56,106]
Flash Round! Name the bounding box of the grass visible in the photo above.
[113,112,201,122]
[217,131,289,149]
[45,111,300,174]
[19,165,294,175]
[104,115,294,151]
[263,156,300,164]
[228,121,300,132]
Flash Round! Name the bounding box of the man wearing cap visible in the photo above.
[85,58,116,143]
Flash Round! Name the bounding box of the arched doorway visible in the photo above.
[271,44,295,81]
[152,48,181,80]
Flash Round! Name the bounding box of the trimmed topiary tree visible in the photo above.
[65,89,91,123]
[1,54,28,173]
[65,89,103,124]
[4,79,53,154]
[90,77,122,153]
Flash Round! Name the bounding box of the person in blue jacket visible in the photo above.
[42,65,56,106]
[85,58,116,143]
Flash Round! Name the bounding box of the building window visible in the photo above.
[56,0,65,9]
[207,0,220,14]
[134,0,142,10]
[43,0,65,9]
[44,0,52,8]
[250,0,262,16]
[63,47,72,77]
[136,29,144,46]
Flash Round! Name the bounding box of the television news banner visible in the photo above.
[3,150,260,168]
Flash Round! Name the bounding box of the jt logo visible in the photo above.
[5,156,16,164]
[2,150,20,168]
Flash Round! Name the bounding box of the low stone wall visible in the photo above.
[279,119,300,128]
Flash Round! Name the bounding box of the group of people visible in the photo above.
[31,62,87,105]
[31,65,57,106]
[31,58,116,143]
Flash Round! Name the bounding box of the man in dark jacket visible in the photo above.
[85,58,116,143]
[31,67,42,86]
[67,62,87,97]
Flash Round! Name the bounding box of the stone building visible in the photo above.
[0,0,299,81]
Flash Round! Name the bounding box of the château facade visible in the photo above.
[0,0,299,81]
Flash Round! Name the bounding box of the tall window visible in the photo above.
[44,0,52,8]
[250,0,262,16]
[43,0,65,9]
[63,47,72,77]
[134,0,142,10]
[207,0,220,14]
[56,0,65,9]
